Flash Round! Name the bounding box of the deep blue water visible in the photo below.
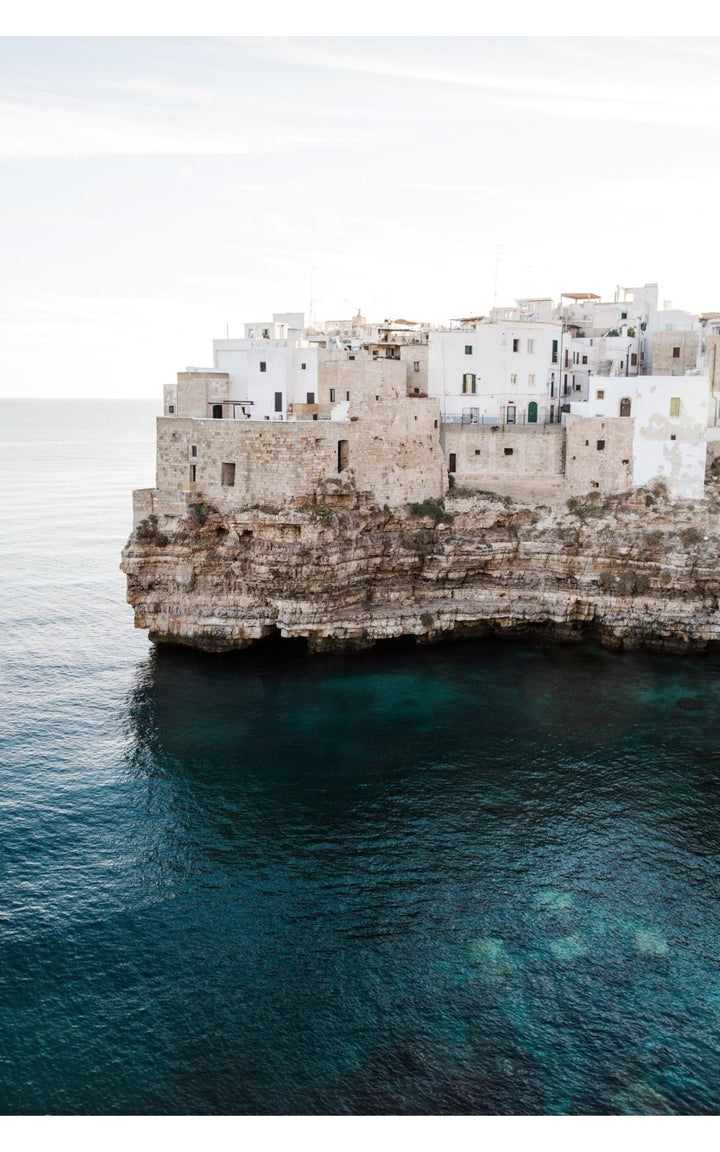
[1,400,720,1115]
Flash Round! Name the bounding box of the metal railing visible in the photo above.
[441,413,560,427]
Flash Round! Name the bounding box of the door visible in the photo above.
[528,401,538,423]
[619,397,632,417]
[506,405,516,425]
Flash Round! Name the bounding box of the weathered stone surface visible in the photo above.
[120,482,720,655]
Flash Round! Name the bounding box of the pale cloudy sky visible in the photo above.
[2,34,720,398]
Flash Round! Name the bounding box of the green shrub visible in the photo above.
[408,499,454,526]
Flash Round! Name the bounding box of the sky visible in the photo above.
[2,34,720,398]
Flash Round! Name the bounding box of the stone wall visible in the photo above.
[174,372,231,419]
[565,415,634,496]
[441,424,565,500]
[400,345,429,396]
[318,352,406,406]
[153,398,444,511]
[652,332,700,376]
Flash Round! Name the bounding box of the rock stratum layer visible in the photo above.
[121,484,720,654]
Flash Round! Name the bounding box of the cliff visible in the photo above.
[120,481,720,655]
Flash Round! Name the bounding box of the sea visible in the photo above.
[1,399,720,1115]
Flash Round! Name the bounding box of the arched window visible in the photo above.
[619,397,632,417]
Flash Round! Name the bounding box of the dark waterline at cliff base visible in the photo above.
[2,401,720,1114]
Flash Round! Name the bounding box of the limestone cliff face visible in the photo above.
[121,484,720,654]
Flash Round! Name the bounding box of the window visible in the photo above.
[338,440,349,472]
[552,339,558,364]
[574,384,582,392]
[346,391,350,401]
[670,397,681,417]
[582,355,587,365]
[191,445,197,457]
[462,373,476,394]
[621,311,628,320]
[512,338,520,352]
[261,328,269,339]
[212,404,223,419]
[348,354,356,361]
[465,345,472,355]
[673,346,681,359]
[596,390,605,400]
[168,404,175,413]
[670,434,677,441]
[414,361,420,372]
[475,449,481,456]
[221,462,235,487]
[260,361,266,372]
[527,339,534,353]
[510,374,517,385]
[306,392,315,405]
[301,363,306,370]
[274,392,282,413]
[504,447,514,456]
[189,464,197,482]
[528,374,535,386]
[329,388,336,403]
[631,353,637,367]
[597,440,605,451]
[448,453,457,473]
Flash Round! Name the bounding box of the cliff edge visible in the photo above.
[121,482,720,655]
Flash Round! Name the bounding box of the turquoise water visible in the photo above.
[1,401,720,1114]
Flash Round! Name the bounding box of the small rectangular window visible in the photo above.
[621,311,628,320]
[221,462,236,487]
[260,361,266,372]
[582,355,587,365]
[475,449,481,456]
[504,447,514,456]
[527,339,534,353]
[631,353,637,366]
[168,404,175,413]
[670,397,681,417]
[672,347,680,358]
[301,363,306,370]
[306,392,315,405]
[274,392,282,413]
[191,445,197,457]
[528,374,535,386]
[552,339,558,364]
[346,391,350,401]
[414,361,420,372]
[596,390,605,400]
[512,338,520,352]
[189,464,197,482]
[348,354,356,360]
[448,453,457,472]
[510,373,517,385]
[465,345,472,355]
[597,440,605,451]
[329,388,336,402]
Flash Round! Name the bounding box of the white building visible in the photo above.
[570,374,710,499]
[428,319,562,425]
[210,313,318,421]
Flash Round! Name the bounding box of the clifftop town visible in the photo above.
[122,285,720,653]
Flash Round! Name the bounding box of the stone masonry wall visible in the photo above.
[153,398,444,512]
[441,424,565,501]
[565,415,634,496]
[652,332,700,376]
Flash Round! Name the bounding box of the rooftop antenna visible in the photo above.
[493,244,504,310]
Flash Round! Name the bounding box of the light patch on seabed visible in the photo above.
[467,937,514,985]
[549,935,588,961]
[534,889,574,913]
[634,929,670,956]
[615,1080,675,1115]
